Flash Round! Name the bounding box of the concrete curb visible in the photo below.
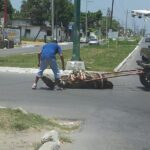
[113,45,139,72]
[114,38,143,72]
[0,67,38,74]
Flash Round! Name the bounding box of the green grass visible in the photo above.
[62,41,136,71]
[0,54,38,68]
[0,41,137,71]
[0,108,80,132]
[0,108,81,147]
[80,45,135,71]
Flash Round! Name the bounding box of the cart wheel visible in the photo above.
[41,76,55,90]
[139,69,150,89]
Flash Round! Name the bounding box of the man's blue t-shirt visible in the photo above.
[41,43,62,59]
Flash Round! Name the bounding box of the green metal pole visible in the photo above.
[72,0,81,61]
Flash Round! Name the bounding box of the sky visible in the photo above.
[10,0,150,33]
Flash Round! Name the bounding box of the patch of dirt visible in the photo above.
[0,129,46,150]
[0,120,81,150]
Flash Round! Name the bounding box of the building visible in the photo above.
[10,19,66,42]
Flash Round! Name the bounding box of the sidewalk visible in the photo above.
[0,40,72,49]
[20,41,72,48]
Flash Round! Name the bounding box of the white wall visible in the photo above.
[12,19,66,41]
[21,26,46,40]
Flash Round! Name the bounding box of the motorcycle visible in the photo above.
[137,60,150,89]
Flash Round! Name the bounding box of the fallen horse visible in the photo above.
[41,64,150,90]
[41,70,113,90]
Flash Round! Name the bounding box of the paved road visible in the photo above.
[0,72,150,150]
[0,42,86,57]
[118,45,141,71]
[0,42,73,57]
[0,44,150,150]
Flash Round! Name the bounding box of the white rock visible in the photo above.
[40,130,61,150]
[41,130,60,144]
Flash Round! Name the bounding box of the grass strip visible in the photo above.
[0,108,80,132]
[0,40,137,71]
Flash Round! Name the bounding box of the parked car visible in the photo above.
[88,39,99,45]
[80,37,89,43]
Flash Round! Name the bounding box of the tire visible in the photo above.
[139,69,150,89]
[142,56,149,62]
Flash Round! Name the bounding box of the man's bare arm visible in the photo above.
[37,52,41,67]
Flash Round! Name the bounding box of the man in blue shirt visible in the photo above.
[32,40,65,90]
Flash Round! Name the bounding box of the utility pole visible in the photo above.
[51,0,54,40]
[72,0,81,61]
[125,10,129,37]
[110,0,114,29]
[85,0,93,38]
[85,0,88,38]
[66,0,85,70]
[106,11,108,40]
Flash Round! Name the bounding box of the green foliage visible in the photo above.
[117,40,138,45]
[9,0,121,36]
[81,10,102,33]
[0,0,2,12]
[0,108,80,136]
[0,108,49,131]
[60,41,136,71]
[54,0,74,27]
[19,0,50,25]
[100,16,121,37]
[0,41,136,71]
[111,19,120,31]
[80,10,121,37]
[0,53,38,68]
[13,0,74,27]
[0,0,13,19]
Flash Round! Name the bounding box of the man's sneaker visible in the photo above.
[54,85,63,91]
[32,83,37,89]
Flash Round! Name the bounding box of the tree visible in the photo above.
[19,0,50,25]
[16,0,73,27]
[80,10,102,34]
[54,0,73,28]
[100,16,121,37]
[0,0,13,19]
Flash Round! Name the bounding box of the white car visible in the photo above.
[88,39,99,45]
[80,37,88,43]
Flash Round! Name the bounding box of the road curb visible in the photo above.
[0,67,38,74]
[114,45,140,72]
